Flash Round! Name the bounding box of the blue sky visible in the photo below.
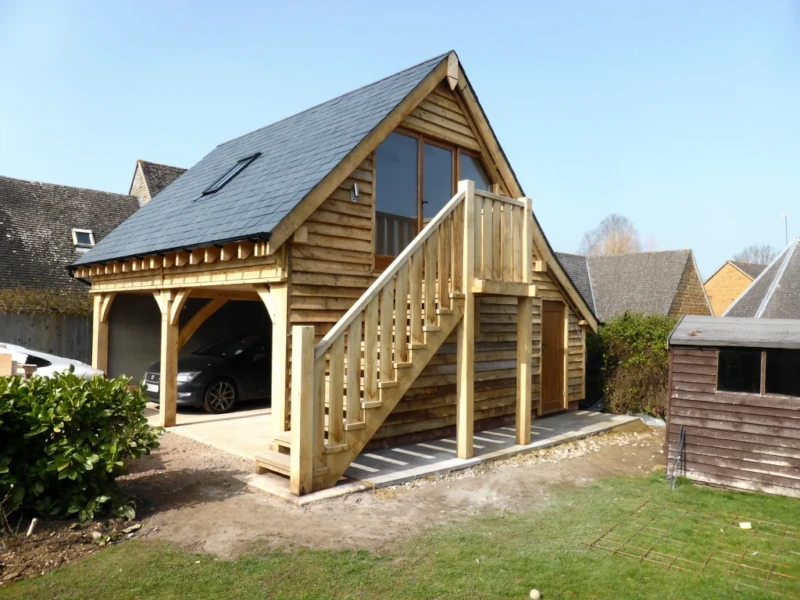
[1,1,798,277]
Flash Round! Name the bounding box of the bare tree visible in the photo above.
[732,244,777,264]
[578,214,642,256]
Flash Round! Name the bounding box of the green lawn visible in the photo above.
[3,473,799,600]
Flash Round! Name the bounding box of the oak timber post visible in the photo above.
[257,283,289,438]
[154,289,189,428]
[516,196,534,444]
[456,179,475,459]
[290,325,314,495]
[91,292,115,374]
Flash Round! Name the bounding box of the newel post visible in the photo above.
[456,179,475,459]
[290,325,315,495]
[516,197,534,444]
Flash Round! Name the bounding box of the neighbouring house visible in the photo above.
[71,51,597,496]
[556,250,712,324]
[129,160,187,205]
[704,260,766,315]
[667,315,800,498]
[0,175,140,361]
[723,238,800,319]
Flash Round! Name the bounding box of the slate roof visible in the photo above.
[671,315,800,350]
[730,261,766,280]
[724,239,800,319]
[555,252,595,315]
[555,250,699,323]
[75,53,450,266]
[0,176,139,290]
[137,160,186,198]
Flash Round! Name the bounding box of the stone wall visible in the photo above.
[669,258,712,317]
[704,263,752,316]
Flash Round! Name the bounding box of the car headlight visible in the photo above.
[176,371,201,383]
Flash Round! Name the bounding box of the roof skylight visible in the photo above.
[202,152,261,195]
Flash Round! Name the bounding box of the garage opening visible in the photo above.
[107,294,272,416]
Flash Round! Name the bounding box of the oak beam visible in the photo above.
[516,296,533,444]
[456,180,475,459]
[179,297,228,350]
[259,283,289,436]
[155,290,179,428]
[91,293,115,374]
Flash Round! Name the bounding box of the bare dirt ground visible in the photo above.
[116,425,666,559]
[1,425,664,584]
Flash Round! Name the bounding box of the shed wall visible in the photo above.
[667,346,800,498]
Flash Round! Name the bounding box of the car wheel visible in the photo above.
[202,379,237,414]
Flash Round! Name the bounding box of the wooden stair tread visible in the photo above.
[378,380,398,389]
[423,325,441,332]
[343,421,366,431]
[362,400,383,409]
[255,450,290,476]
[394,361,413,369]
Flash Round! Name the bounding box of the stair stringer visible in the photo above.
[313,299,465,490]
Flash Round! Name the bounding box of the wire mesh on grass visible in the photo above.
[584,500,800,597]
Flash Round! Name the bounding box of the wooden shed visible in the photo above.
[667,315,800,498]
[71,52,597,496]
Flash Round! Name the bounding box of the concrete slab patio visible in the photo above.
[144,403,273,461]
[240,410,644,505]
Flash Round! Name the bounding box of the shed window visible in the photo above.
[765,350,800,397]
[203,152,261,195]
[72,229,95,248]
[717,349,761,393]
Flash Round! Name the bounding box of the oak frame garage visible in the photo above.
[73,52,597,495]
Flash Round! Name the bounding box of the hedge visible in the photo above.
[0,370,159,521]
[595,312,677,418]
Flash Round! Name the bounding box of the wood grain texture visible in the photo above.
[667,346,800,497]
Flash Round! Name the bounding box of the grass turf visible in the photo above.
[2,473,799,600]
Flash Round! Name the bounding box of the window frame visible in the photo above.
[715,347,800,398]
[71,228,95,248]
[374,127,494,269]
[202,152,261,196]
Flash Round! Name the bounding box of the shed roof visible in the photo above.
[555,250,697,323]
[670,315,800,350]
[724,239,800,319]
[0,176,139,291]
[74,53,450,266]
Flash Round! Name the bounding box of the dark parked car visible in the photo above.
[144,335,271,414]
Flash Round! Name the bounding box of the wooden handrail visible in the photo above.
[474,188,526,208]
[315,188,467,359]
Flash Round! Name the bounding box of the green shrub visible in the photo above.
[0,371,159,521]
[597,312,677,417]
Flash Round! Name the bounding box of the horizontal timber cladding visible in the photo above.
[370,296,547,448]
[667,346,800,498]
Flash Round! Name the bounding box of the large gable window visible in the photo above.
[203,152,261,195]
[374,128,493,264]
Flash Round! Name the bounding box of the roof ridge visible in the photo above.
[722,239,795,316]
[138,159,186,170]
[0,174,135,200]
[216,52,451,149]
[755,240,797,318]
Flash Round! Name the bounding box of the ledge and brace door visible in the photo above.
[540,300,566,415]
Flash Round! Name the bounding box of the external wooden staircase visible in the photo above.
[255,181,537,495]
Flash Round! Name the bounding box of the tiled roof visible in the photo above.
[556,250,696,323]
[75,53,450,266]
[138,160,186,198]
[730,261,766,280]
[724,239,800,319]
[0,176,139,290]
[555,252,595,316]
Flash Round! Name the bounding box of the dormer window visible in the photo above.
[202,152,261,195]
[72,228,95,248]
